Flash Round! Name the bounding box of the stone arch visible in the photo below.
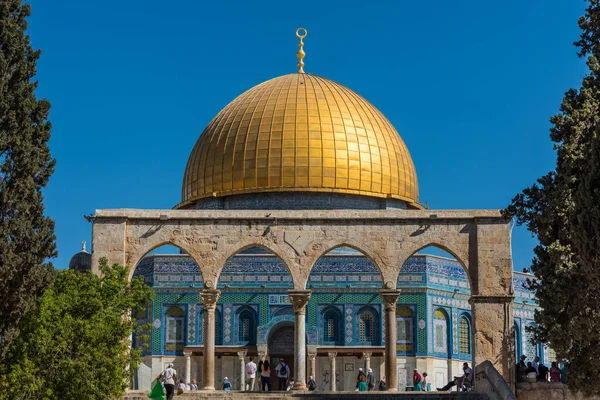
[128,240,204,284]
[215,241,299,288]
[396,241,472,292]
[305,242,389,289]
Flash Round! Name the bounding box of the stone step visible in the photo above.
[123,390,489,400]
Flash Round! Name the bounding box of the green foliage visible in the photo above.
[0,0,56,358]
[0,259,154,400]
[504,0,600,395]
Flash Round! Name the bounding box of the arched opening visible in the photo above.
[268,322,295,391]
[236,306,257,345]
[433,308,451,358]
[215,246,293,348]
[307,246,383,350]
[165,306,186,354]
[399,244,471,362]
[396,305,415,355]
[131,244,204,357]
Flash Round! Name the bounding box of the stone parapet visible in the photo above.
[516,382,599,400]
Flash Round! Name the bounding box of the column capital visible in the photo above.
[327,352,337,360]
[288,290,312,314]
[183,350,192,358]
[362,352,372,360]
[200,289,221,309]
[257,351,267,361]
[237,351,247,360]
[308,352,317,361]
[379,289,400,311]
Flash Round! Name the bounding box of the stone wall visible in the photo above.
[516,382,600,400]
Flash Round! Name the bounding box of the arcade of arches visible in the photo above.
[91,208,515,391]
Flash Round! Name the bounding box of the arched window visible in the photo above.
[396,306,414,353]
[358,306,379,345]
[165,306,185,345]
[433,308,449,356]
[322,307,342,345]
[237,308,256,345]
[458,315,471,355]
[526,324,538,361]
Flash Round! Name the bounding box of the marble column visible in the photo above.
[238,351,247,391]
[328,352,337,391]
[308,351,317,380]
[184,350,192,386]
[200,289,221,390]
[362,352,371,373]
[288,290,311,390]
[379,290,400,391]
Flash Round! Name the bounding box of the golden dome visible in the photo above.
[179,73,420,209]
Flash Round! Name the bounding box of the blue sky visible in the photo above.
[28,0,587,270]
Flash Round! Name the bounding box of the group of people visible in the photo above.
[230,357,292,391]
[354,367,379,391]
[155,363,199,400]
[516,355,567,384]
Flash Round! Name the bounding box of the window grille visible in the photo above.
[165,306,185,344]
[359,308,377,343]
[459,316,470,354]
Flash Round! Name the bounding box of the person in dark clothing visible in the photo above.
[516,355,527,382]
[537,363,549,382]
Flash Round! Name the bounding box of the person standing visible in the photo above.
[356,368,366,391]
[262,360,272,391]
[160,363,177,400]
[516,355,527,382]
[275,358,290,391]
[245,356,257,391]
[532,356,540,375]
[366,368,375,391]
[537,363,549,381]
[358,373,367,391]
[422,372,431,391]
[257,360,263,391]
[549,362,561,383]
[307,375,317,391]
[413,369,423,391]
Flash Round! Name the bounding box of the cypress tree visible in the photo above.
[505,0,600,394]
[0,0,56,359]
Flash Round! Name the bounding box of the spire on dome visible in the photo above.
[296,28,307,73]
[82,240,87,252]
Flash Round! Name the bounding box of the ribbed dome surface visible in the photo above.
[179,73,420,208]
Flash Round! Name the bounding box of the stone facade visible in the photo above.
[91,208,516,391]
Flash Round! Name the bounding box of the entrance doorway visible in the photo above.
[268,324,294,390]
